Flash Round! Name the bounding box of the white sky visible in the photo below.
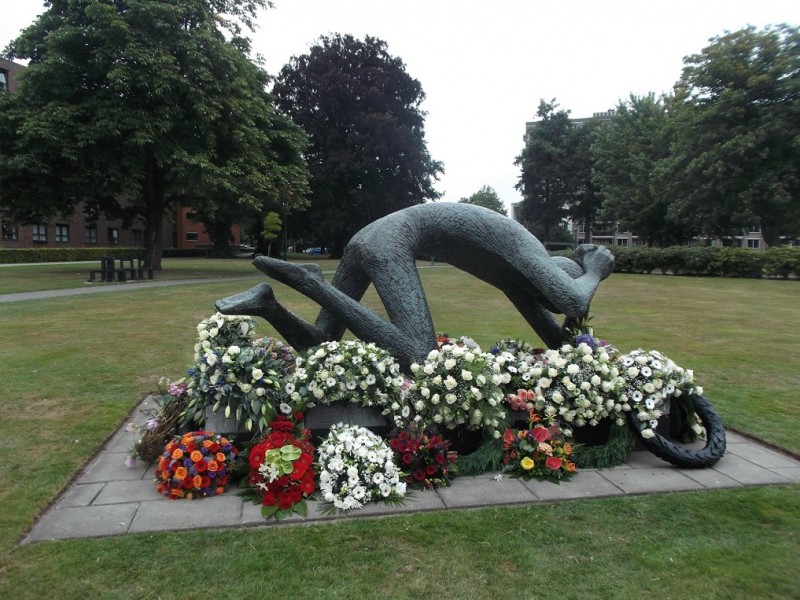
[2,0,798,209]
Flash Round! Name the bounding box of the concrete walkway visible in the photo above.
[0,275,264,303]
[21,397,800,544]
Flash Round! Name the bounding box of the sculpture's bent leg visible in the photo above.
[354,243,438,359]
[252,256,425,369]
[215,282,325,350]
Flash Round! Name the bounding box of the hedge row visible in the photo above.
[3,244,798,279]
[0,246,210,263]
[608,245,799,279]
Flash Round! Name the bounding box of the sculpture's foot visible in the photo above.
[215,282,277,316]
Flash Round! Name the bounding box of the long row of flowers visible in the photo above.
[130,313,705,517]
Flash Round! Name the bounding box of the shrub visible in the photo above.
[0,247,146,263]
[711,247,766,278]
[763,246,800,279]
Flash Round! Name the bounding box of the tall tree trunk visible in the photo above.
[144,157,167,270]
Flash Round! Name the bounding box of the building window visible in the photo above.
[108,227,120,245]
[0,71,7,92]
[55,224,69,243]
[1,221,18,240]
[616,238,629,247]
[185,232,199,241]
[85,225,98,244]
[33,224,47,243]
[186,211,197,221]
[747,239,760,249]
[131,229,143,246]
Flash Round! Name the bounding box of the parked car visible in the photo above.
[303,247,327,255]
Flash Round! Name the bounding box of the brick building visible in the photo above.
[0,59,240,251]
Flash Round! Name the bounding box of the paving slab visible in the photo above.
[712,454,791,485]
[129,494,243,533]
[24,504,138,543]
[767,467,800,483]
[56,483,105,508]
[725,442,800,469]
[525,470,625,501]
[679,467,743,489]
[80,451,150,483]
[600,468,704,495]
[435,474,536,508]
[94,479,163,505]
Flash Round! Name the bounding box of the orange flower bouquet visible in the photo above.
[155,431,238,499]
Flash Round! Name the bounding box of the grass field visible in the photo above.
[0,264,798,598]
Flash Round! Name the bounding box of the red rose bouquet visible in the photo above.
[502,419,576,483]
[389,423,457,490]
[248,415,316,520]
[155,431,238,499]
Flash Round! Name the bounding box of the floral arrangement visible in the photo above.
[506,388,537,413]
[502,414,576,483]
[247,415,316,520]
[619,348,704,439]
[194,312,257,352]
[154,431,238,499]
[409,343,508,439]
[317,423,407,511]
[130,377,189,464]
[388,423,457,489]
[286,340,406,418]
[183,333,293,434]
[490,338,543,393]
[530,341,625,436]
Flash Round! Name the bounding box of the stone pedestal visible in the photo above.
[305,404,388,431]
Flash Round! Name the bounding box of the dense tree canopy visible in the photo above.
[515,99,597,241]
[458,185,507,215]
[516,25,799,249]
[664,24,800,246]
[272,34,443,256]
[0,0,309,267]
[592,94,694,246]
[566,119,603,244]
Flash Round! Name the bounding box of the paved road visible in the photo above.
[0,275,265,304]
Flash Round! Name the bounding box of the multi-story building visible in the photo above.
[0,59,240,251]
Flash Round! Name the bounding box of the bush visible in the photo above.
[763,246,800,279]
[681,247,718,276]
[711,247,766,278]
[607,245,785,278]
[0,247,147,264]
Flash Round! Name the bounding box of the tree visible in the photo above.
[592,94,694,246]
[663,24,800,246]
[261,211,282,257]
[0,0,309,268]
[272,34,443,257]
[515,99,588,241]
[567,120,604,243]
[458,185,507,215]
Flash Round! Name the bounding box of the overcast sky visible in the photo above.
[2,0,798,209]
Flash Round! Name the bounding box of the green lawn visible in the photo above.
[0,266,798,598]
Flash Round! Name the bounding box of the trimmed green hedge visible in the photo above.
[3,244,797,279]
[0,247,148,264]
[609,245,797,278]
[0,246,214,263]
